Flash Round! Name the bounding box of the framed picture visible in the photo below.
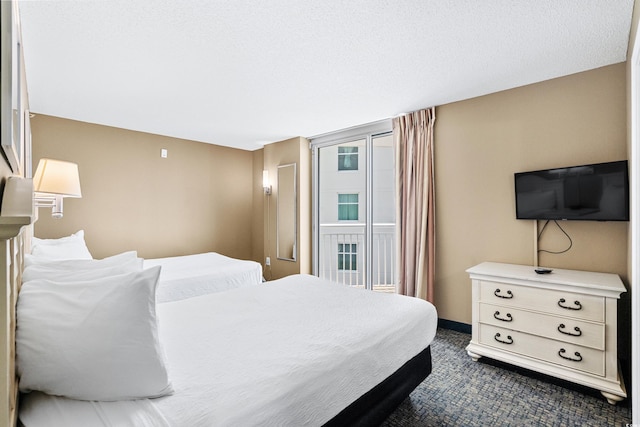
[1,1,26,176]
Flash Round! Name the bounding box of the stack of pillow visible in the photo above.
[16,231,173,401]
[27,230,93,263]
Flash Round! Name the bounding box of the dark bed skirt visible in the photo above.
[323,345,432,427]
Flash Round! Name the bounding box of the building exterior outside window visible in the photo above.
[316,133,395,291]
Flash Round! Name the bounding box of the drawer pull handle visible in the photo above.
[493,311,513,322]
[557,324,582,337]
[494,333,513,344]
[494,289,513,299]
[558,348,583,362]
[558,298,582,311]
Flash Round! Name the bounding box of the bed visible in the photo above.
[26,231,264,303]
[2,220,437,427]
[144,252,263,303]
[14,265,437,426]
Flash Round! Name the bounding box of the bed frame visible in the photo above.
[325,346,432,426]
[0,177,34,427]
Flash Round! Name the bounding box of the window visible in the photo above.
[338,146,358,171]
[313,120,394,290]
[338,194,359,220]
[338,243,357,271]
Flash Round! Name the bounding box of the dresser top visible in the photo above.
[467,262,626,295]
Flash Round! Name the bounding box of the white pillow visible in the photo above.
[30,243,92,261]
[30,230,92,262]
[17,266,174,401]
[24,249,137,269]
[22,259,142,283]
[22,252,142,283]
[31,230,86,248]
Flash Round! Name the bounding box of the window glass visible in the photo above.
[338,147,358,171]
[338,193,358,220]
[338,243,357,271]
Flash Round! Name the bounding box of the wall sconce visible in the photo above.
[33,158,82,219]
[263,170,272,195]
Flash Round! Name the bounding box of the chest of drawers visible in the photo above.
[465,262,627,404]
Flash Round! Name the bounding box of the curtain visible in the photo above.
[393,107,436,302]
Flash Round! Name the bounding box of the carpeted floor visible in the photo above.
[381,328,632,427]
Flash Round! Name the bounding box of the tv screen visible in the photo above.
[514,160,629,221]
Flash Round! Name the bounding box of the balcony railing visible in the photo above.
[318,223,396,293]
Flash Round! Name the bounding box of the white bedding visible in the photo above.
[20,394,170,427]
[143,252,263,303]
[20,274,437,427]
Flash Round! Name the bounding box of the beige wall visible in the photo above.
[252,149,265,266]
[436,63,628,324]
[262,137,312,280]
[29,65,629,325]
[29,115,313,281]
[31,115,256,260]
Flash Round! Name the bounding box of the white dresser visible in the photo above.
[465,262,627,404]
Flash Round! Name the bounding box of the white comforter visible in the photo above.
[20,274,437,427]
[143,252,263,303]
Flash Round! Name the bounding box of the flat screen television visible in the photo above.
[514,160,629,221]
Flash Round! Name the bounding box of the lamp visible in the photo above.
[263,170,272,195]
[33,158,82,219]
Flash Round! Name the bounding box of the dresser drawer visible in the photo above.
[479,280,605,322]
[478,324,605,376]
[479,303,605,350]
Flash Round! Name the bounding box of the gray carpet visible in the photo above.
[381,328,632,427]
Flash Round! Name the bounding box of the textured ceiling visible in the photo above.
[18,0,635,151]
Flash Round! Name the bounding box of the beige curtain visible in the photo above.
[393,107,436,302]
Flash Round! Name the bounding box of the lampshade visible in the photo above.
[33,159,82,198]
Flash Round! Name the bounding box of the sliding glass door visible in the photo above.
[317,138,367,287]
[313,124,395,292]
